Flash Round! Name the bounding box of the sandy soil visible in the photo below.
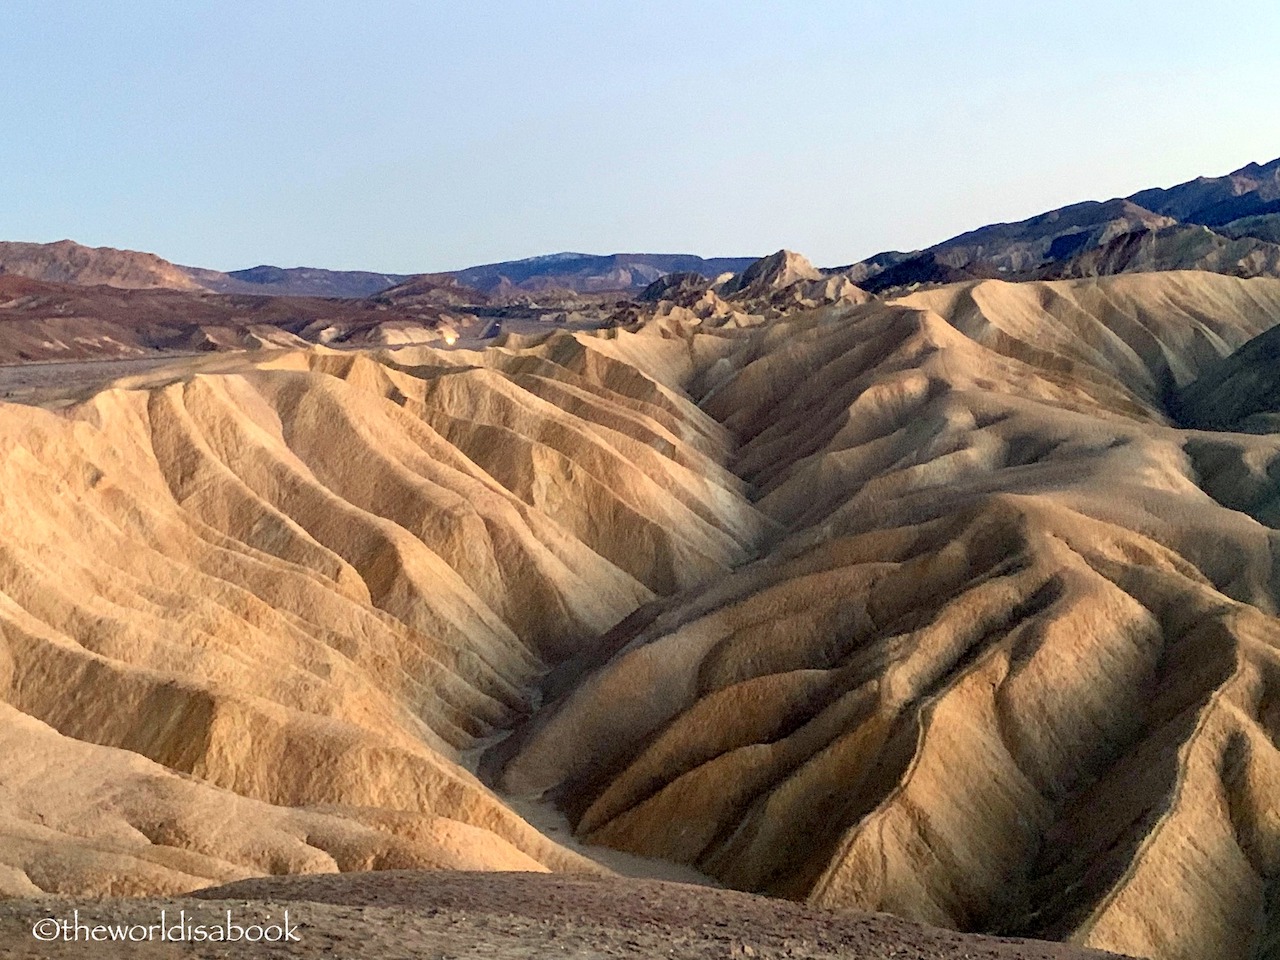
[0,872,1132,959]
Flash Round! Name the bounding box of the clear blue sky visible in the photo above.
[2,1,1277,272]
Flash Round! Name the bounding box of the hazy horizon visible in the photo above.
[3,1,1277,274]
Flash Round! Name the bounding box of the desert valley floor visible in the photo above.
[1,268,1279,959]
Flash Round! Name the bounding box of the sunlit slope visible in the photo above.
[0,331,766,896]
[498,273,1280,960]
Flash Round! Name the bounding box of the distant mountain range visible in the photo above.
[447,253,758,298]
[3,156,1278,302]
[0,240,416,298]
[0,243,758,301]
[851,156,1280,292]
[186,264,415,298]
[0,247,860,367]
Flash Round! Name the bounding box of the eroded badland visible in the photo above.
[2,260,1279,959]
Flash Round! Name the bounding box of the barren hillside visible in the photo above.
[0,240,202,291]
[0,270,1278,959]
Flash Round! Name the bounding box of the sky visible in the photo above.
[2,1,1278,273]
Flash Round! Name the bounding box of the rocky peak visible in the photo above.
[721,250,823,297]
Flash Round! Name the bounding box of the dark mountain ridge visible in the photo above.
[185,263,414,298]
[849,156,1280,292]
[448,252,759,296]
[1129,156,1280,225]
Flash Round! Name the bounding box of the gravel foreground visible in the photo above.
[0,872,1133,959]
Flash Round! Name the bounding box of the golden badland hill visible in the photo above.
[1,270,1278,960]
